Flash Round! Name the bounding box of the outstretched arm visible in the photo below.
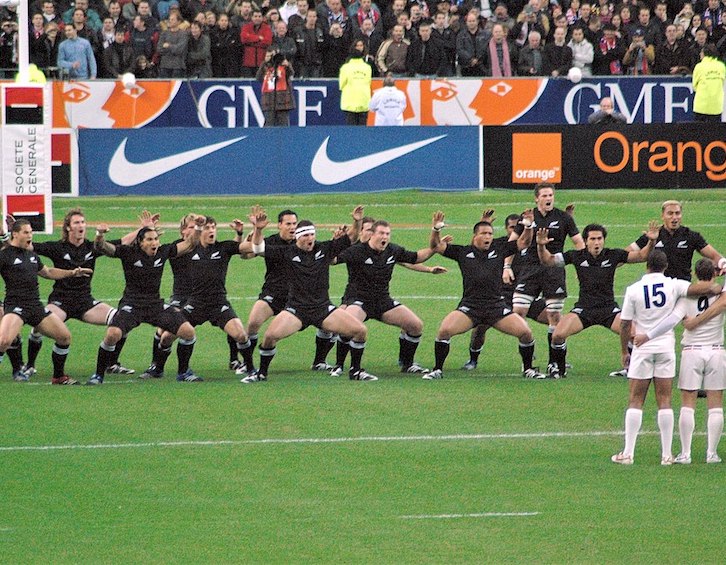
[627,220,659,263]
[176,215,205,255]
[347,205,364,243]
[238,206,269,255]
[94,224,117,256]
[120,210,160,246]
[39,265,93,280]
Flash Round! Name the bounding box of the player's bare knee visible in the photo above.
[519,328,533,343]
[351,321,367,341]
[405,317,423,336]
[105,326,122,345]
[176,323,195,342]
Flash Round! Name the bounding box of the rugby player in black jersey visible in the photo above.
[329,218,440,376]
[19,208,153,381]
[320,216,448,375]
[235,209,298,375]
[87,216,205,384]
[0,220,92,384]
[241,206,377,382]
[506,182,584,379]
[178,209,267,377]
[609,199,726,379]
[425,210,540,380]
[536,221,658,378]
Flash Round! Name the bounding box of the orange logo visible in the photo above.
[511,133,562,184]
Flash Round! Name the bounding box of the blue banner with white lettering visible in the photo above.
[78,127,480,195]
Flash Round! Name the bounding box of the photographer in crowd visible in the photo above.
[256,46,295,127]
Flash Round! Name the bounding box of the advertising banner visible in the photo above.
[78,126,480,195]
[483,123,726,189]
[51,76,716,129]
[1,84,53,233]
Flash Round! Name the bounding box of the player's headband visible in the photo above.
[295,226,316,239]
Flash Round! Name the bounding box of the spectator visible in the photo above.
[186,20,211,77]
[155,0,181,23]
[510,5,546,49]
[98,16,116,52]
[654,23,691,74]
[569,25,594,76]
[241,9,272,77]
[103,28,134,77]
[376,23,409,75]
[279,0,299,24]
[457,11,487,76]
[431,10,456,76]
[378,0,406,37]
[587,96,627,123]
[396,10,417,42]
[136,1,159,31]
[487,22,517,76]
[317,0,350,34]
[294,9,325,77]
[406,19,445,76]
[58,23,97,78]
[287,0,310,33]
[702,0,724,29]
[39,1,64,29]
[673,3,694,32]
[63,0,103,31]
[543,25,573,76]
[631,5,661,47]
[210,12,242,77]
[107,1,130,32]
[322,21,352,77]
[353,17,383,64]
[339,40,372,125]
[484,2,514,34]
[623,27,655,74]
[35,22,62,74]
[352,0,381,28]
[133,53,158,77]
[518,30,545,75]
[230,0,253,29]
[593,22,625,74]
[266,9,282,34]
[272,20,297,61]
[689,27,709,68]
[157,9,188,77]
[129,14,155,60]
[0,18,17,77]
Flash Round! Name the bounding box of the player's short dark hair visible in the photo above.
[62,208,85,242]
[297,219,314,229]
[473,221,493,233]
[278,209,297,223]
[582,223,607,240]
[694,258,716,281]
[534,182,555,197]
[204,216,216,226]
[646,249,668,273]
[361,216,375,225]
[11,219,31,233]
[371,220,390,231]
[505,214,520,227]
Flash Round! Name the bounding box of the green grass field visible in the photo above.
[2,189,726,563]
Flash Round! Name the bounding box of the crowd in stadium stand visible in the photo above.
[0,0,724,78]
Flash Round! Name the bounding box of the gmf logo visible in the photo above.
[511,133,562,184]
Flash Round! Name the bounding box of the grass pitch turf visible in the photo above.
[1,189,725,563]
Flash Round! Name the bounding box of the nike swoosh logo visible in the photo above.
[310,135,447,185]
[108,136,247,187]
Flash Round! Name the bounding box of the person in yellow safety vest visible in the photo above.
[692,43,725,122]
[339,39,372,126]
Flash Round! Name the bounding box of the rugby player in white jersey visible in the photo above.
[612,250,720,465]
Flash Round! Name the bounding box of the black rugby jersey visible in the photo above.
[0,246,44,303]
[187,240,240,304]
[515,207,579,265]
[634,226,707,281]
[563,248,629,309]
[264,237,351,308]
[443,238,519,306]
[113,243,178,306]
[337,242,418,300]
[33,240,101,299]
[260,233,295,297]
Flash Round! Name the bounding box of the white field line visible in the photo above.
[93,295,618,302]
[26,379,135,387]
[400,512,541,519]
[0,430,672,453]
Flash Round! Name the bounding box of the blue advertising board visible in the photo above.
[78,126,480,195]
